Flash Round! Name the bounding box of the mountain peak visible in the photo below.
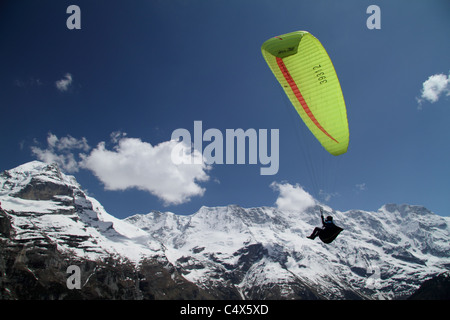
[1,160,80,202]
[380,203,435,217]
[9,159,48,170]
[4,160,69,181]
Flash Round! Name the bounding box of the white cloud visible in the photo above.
[14,77,43,88]
[55,73,73,92]
[80,136,211,206]
[31,133,211,206]
[270,181,316,212]
[319,189,339,202]
[31,133,90,173]
[355,183,367,191]
[417,72,450,108]
[110,131,127,144]
[52,134,89,152]
[31,147,80,173]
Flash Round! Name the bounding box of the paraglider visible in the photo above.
[261,31,349,156]
[262,31,348,243]
[307,208,343,244]
[261,31,348,243]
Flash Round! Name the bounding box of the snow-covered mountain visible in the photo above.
[126,204,449,299]
[0,161,163,261]
[1,161,449,299]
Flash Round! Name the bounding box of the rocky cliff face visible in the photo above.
[408,272,450,300]
[0,161,449,300]
[0,214,211,300]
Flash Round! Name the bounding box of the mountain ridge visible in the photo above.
[1,161,449,299]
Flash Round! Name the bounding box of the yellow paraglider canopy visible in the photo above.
[261,31,349,156]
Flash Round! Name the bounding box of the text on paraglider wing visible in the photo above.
[313,65,328,85]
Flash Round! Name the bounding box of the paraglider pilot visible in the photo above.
[307,207,343,243]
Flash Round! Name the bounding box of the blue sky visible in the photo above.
[1,0,449,218]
